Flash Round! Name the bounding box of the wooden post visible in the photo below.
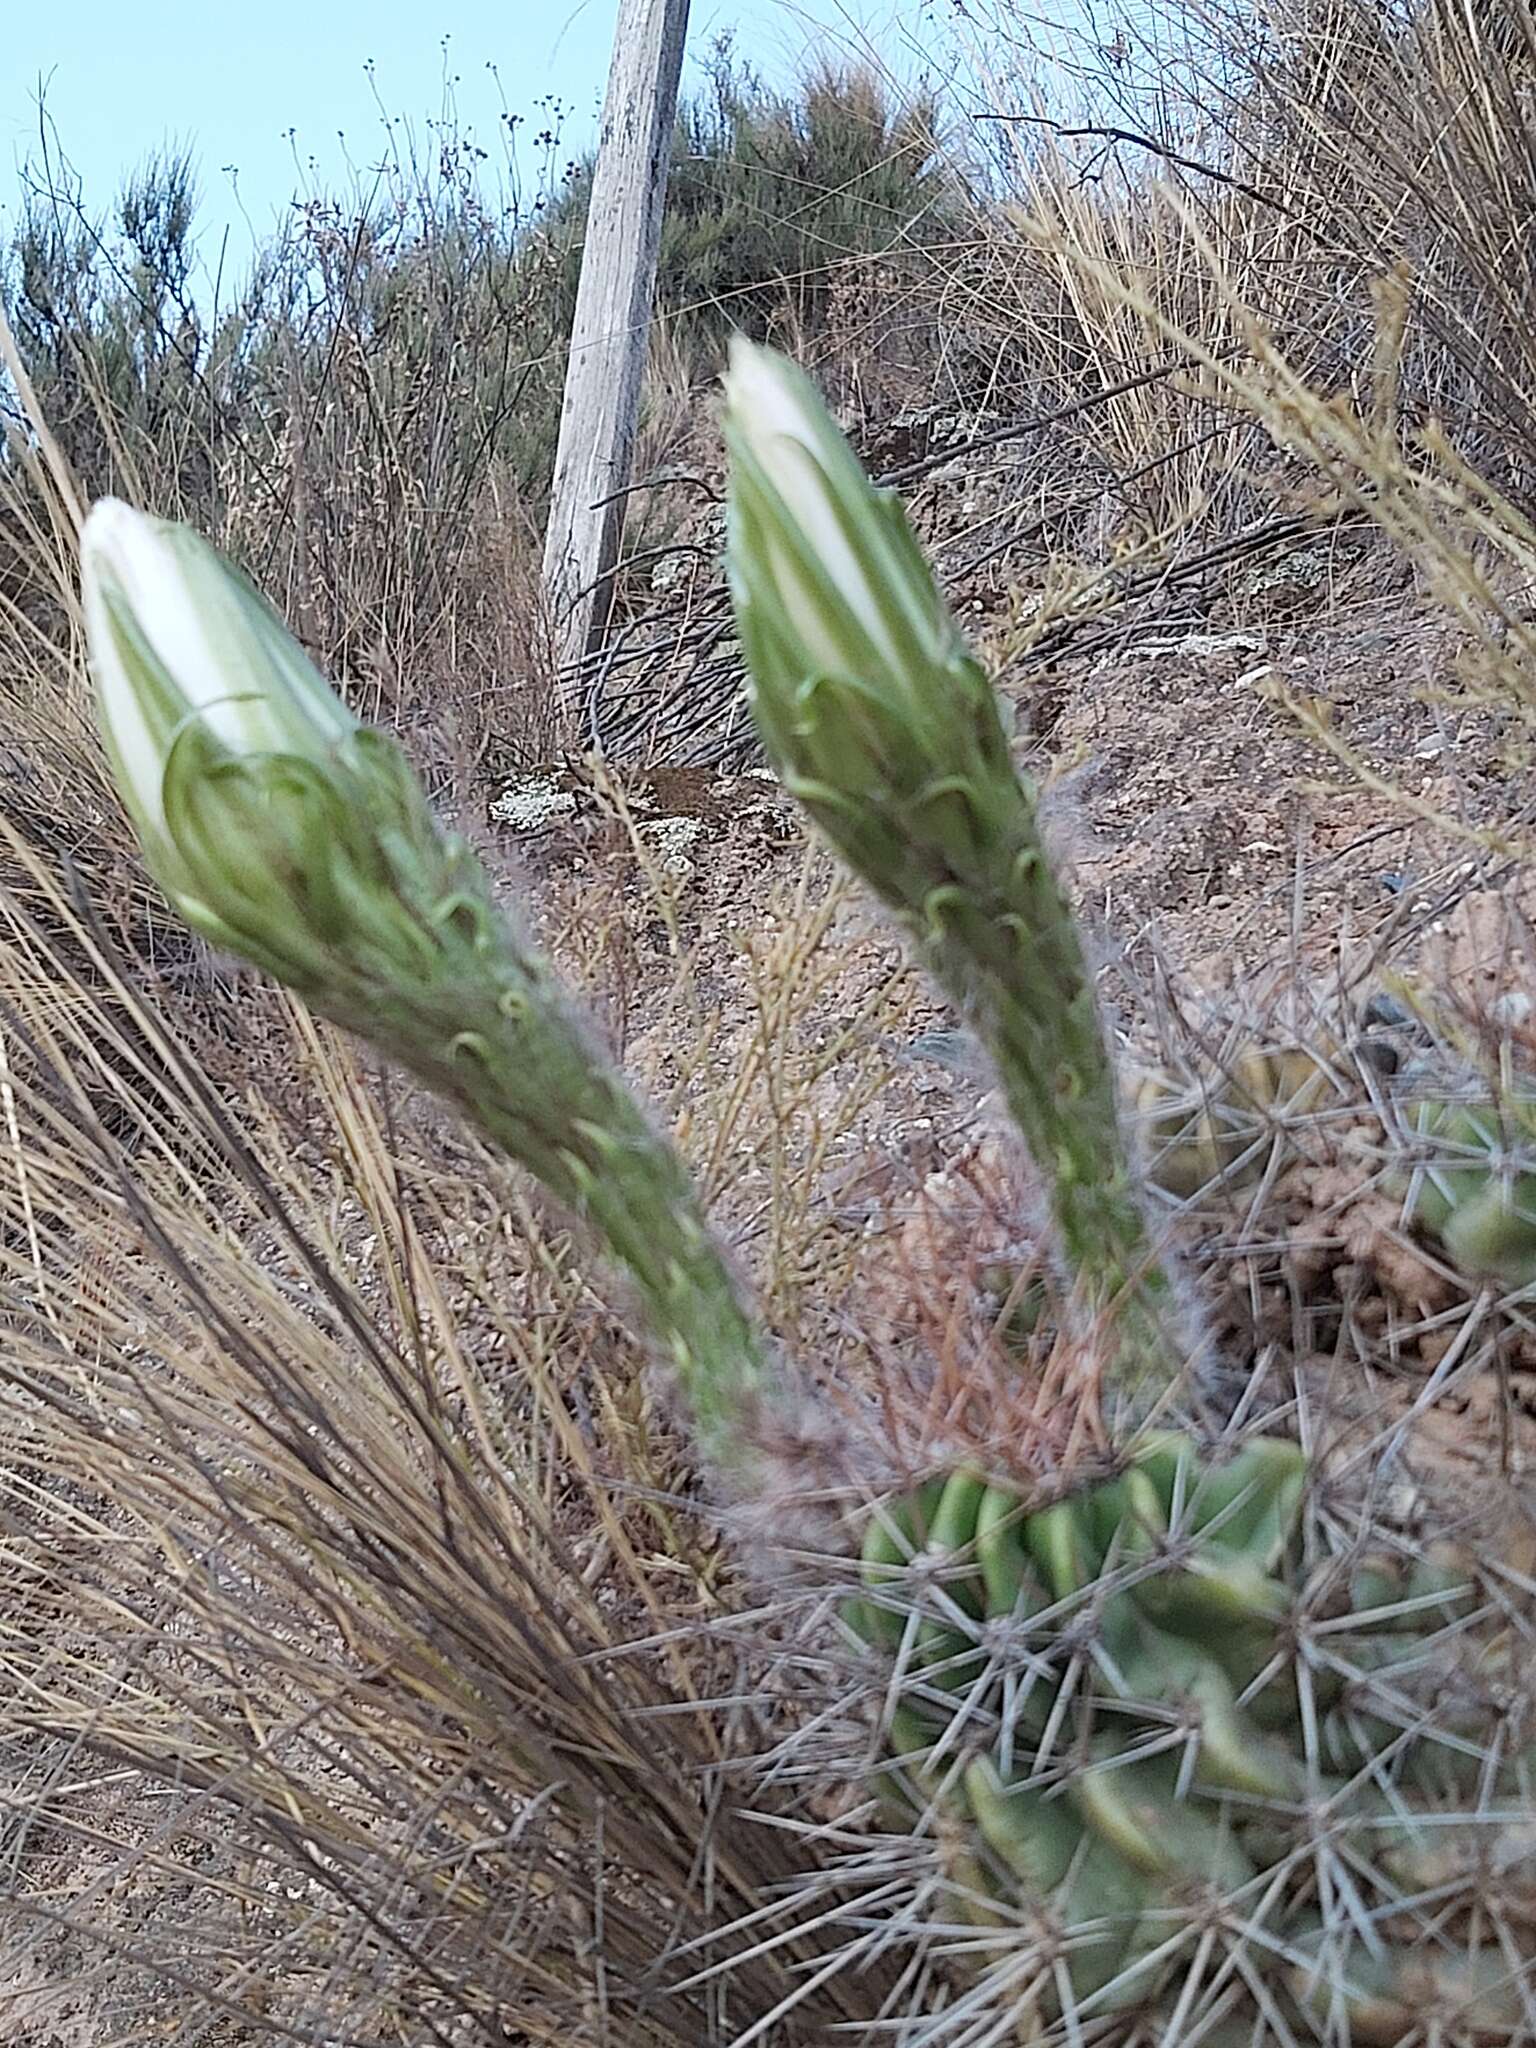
[542,0,690,715]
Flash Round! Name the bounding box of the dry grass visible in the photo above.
[0,818,915,2042]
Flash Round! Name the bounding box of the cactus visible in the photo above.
[77,357,1536,2043]
[848,1434,1535,2037]
[721,341,1533,2040]
[1130,1039,1340,1203]
[1401,1094,1536,1292]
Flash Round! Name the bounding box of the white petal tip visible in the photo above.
[82,496,143,545]
[724,345,829,465]
[81,498,176,587]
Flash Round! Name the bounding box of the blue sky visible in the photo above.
[2,1,938,287]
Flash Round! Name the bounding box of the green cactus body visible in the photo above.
[850,1435,1532,2035]
[1133,1041,1339,1204]
[1404,1097,1536,1290]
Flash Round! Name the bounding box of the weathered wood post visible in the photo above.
[542,0,691,719]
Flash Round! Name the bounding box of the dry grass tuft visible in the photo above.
[0,811,930,2043]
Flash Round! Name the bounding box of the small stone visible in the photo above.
[638,815,705,879]
[490,775,579,832]
[1362,993,1412,1029]
[1356,1037,1402,1076]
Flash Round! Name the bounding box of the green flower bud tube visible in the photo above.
[81,500,768,1471]
[721,343,1187,1400]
